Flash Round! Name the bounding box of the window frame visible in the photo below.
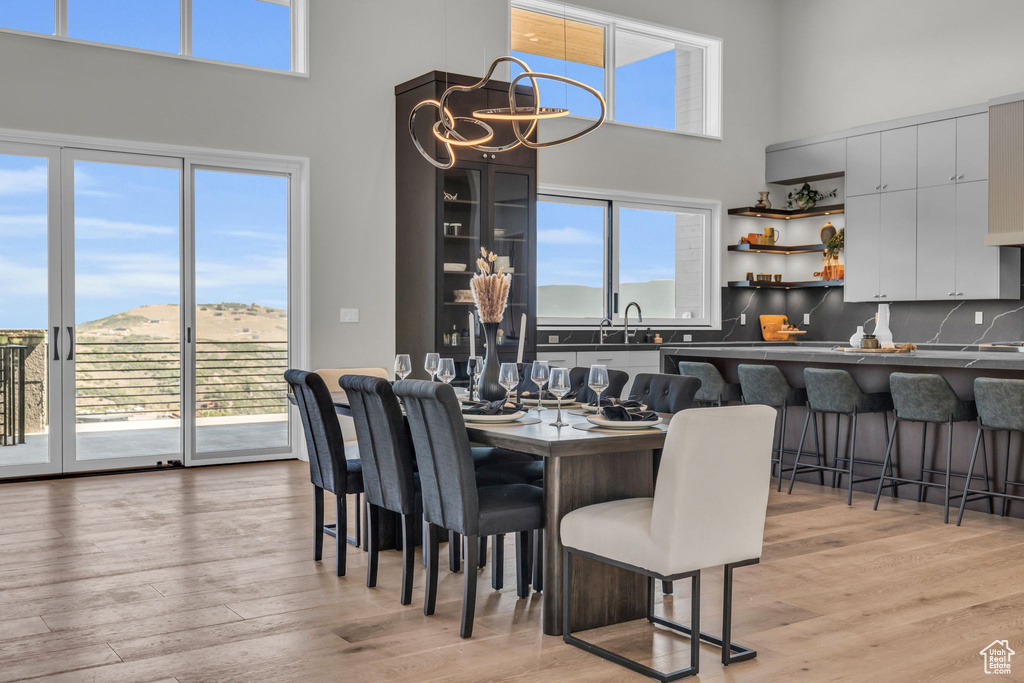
[538,185,721,330]
[0,0,307,76]
[511,0,723,138]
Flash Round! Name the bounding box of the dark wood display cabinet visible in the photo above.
[395,72,538,386]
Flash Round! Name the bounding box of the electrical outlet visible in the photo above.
[740,313,747,325]
[683,334,693,342]
[975,311,984,325]
[547,335,559,344]
[339,308,359,323]
[803,313,811,325]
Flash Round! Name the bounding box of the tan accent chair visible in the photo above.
[315,367,389,460]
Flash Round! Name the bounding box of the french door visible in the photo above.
[0,141,297,479]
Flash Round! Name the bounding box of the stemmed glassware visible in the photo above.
[499,362,519,409]
[548,367,571,427]
[424,352,440,381]
[469,355,483,400]
[530,360,550,416]
[394,354,412,381]
[588,365,609,410]
[437,358,456,384]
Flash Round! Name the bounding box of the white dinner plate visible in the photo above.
[463,411,527,423]
[585,415,663,430]
[581,402,647,413]
[520,397,574,406]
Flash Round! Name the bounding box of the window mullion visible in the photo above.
[55,0,67,37]
[604,20,615,123]
[180,0,192,56]
[608,201,619,321]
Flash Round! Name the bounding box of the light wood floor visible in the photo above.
[2,461,1024,682]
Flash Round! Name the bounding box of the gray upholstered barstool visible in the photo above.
[873,372,991,523]
[678,361,742,407]
[789,368,894,505]
[737,364,818,491]
[956,378,1024,525]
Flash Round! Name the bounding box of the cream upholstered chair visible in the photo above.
[560,404,777,682]
[314,367,388,548]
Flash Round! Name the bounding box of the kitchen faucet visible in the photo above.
[623,302,642,345]
[599,318,613,344]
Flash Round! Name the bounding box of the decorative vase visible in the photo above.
[796,196,816,211]
[754,191,771,209]
[875,303,894,347]
[849,325,865,348]
[819,221,837,243]
[814,255,844,281]
[478,322,506,401]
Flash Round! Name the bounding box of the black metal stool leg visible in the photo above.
[846,412,858,506]
[1003,432,1012,517]
[944,419,954,523]
[786,411,811,494]
[918,422,929,503]
[812,411,824,485]
[831,413,842,488]
[979,429,994,514]
[957,426,985,526]
[882,411,897,498]
[874,417,900,510]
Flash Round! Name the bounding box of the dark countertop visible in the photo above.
[660,342,1024,371]
[536,343,664,352]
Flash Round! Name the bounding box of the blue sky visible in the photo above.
[0,0,290,70]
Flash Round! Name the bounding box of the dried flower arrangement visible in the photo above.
[471,247,511,323]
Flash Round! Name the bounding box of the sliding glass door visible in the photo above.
[0,140,299,479]
[63,150,185,472]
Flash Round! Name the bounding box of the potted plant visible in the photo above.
[787,182,838,210]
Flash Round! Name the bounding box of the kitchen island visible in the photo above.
[659,342,1024,517]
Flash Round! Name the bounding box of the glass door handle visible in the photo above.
[53,327,60,361]
[66,327,74,361]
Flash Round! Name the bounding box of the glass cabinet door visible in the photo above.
[439,167,483,355]
[491,170,532,358]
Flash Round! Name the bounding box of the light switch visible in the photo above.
[683,334,693,342]
[547,335,559,343]
[740,313,747,325]
[340,308,359,323]
[803,313,811,325]
[975,311,984,325]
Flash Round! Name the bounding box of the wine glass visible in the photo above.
[548,367,571,427]
[499,362,519,409]
[530,360,550,416]
[437,358,456,384]
[424,352,440,381]
[394,354,412,381]
[588,365,609,410]
[469,355,483,400]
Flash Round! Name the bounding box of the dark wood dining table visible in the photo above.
[329,391,669,637]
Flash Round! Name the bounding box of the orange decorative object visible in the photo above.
[759,315,807,341]
[814,262,845,281]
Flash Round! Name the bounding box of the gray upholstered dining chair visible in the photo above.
[285,369,364,577]
[560,404,778,681]
[678,361,743,406]
[629,373,701,414]
[394,378,544,638]
[571,366,629,404]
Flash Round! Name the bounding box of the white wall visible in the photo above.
[534,0,782,293]
[776,0,1024,141]
[0,0,508,370]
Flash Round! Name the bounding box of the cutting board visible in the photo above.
[760,315,806,342]
[838,347,913,354]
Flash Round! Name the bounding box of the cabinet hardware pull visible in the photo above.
[957,175,964,180]
[53,326,60,361]
[881,184,887,189]
[66,326,74,361]
[949,176,955,181]
[948,292,956,297]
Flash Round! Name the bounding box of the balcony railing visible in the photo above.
[75,340,288,421]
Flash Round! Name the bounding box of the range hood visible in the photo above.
[987,95,1024,246]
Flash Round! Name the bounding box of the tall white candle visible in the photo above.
[468,311,476,357]
[517,312,527,364]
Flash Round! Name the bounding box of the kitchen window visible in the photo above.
[0,0,305,74]
[510,0,722,137]
[537,190,720,328]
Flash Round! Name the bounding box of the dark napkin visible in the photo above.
[601,406,659,422]
[521,389,578,402]
[462,399,522,415]
[588,397,643,409]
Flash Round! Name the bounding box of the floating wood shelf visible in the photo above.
[727,204,845,220]
[728,243,829,255]
[728,280,843,289]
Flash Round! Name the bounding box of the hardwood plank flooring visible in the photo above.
[2,460,1024,681]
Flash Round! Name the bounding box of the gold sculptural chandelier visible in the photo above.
[409,55,606,169]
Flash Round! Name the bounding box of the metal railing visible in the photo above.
[74,340,288,421]
[1,345,27,445]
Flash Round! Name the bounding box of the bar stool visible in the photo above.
[678,361,742,407]
[789,368,894,505]
[956,378,1024,525]
[737,364,820,491]
[873,373,991,523]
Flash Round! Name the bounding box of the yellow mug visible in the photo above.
[763,227,780,245]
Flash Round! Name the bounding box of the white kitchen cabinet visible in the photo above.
[915,185,957,300]
[536,350,576,369]
[765,139,846,185]
[953,180,1019,300]
[843,194,881,302]
[956,113,989,183]
[878,190,918,301]
[846,133,881,197]
[917,119,957,188]
[880,127,918,193]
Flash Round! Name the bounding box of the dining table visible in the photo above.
[329,390,669,637]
